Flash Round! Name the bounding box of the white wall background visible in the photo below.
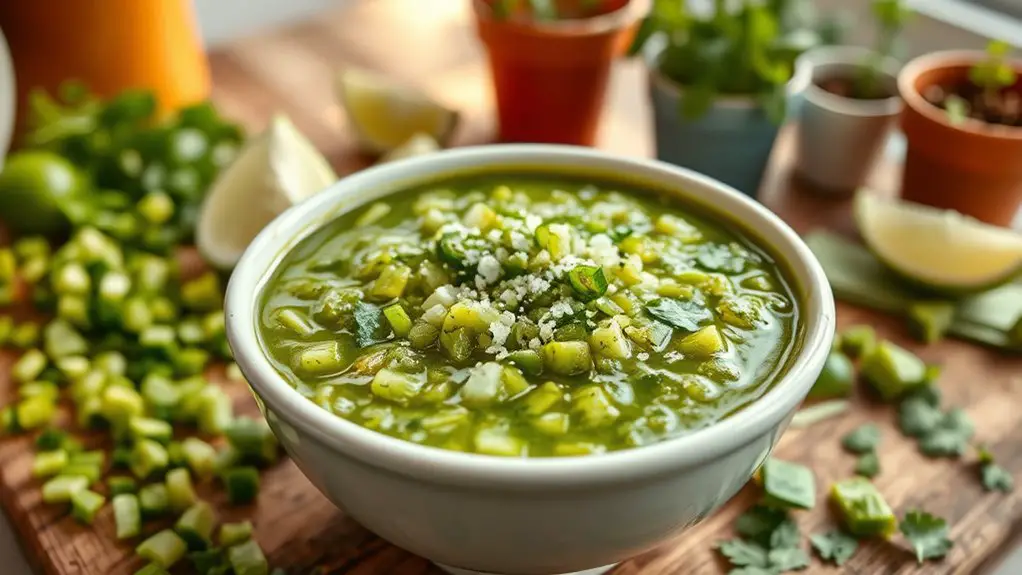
[195,0,348,47]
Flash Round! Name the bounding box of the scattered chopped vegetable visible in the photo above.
[841,423,881,454]
[807,350,854,400]
[830,477,897,538]
[810,530,858,566]
[855,452,881,478]
[860,340,928,401]
[137,529,188,569]
[113,493,142,539]
[899,510,953,563]
[760,458,816,510]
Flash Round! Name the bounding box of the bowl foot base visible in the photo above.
[434,562,618,575]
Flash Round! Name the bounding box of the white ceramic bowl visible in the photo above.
[225,145,835,575]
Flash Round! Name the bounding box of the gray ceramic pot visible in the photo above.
[790,46,902,195]
[649,70,780,198]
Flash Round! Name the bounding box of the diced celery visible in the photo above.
[173,348,209,376]
[53,262,91,295]
[219,520,254,547]
[370,265,411,300]
[473,426,525,457]
[531,412,570,436]
[12,349,48,383]
[139,483,171,517]
[41,475,89,503]
[71,489,106,524]
[166,468,197,512]
[501,365,531,397]
[101,385,145,424]
[571,385,620,428]
[181,272,222,312]
[131,439,170,479]
[43,319,88,359]
[224,418,279,466]
[141,374,181,415]
[272,308,317,337]
[69,449,105,466]
[227,539,269,575]
[553,442,605,456]
[520,381,565,415]
[55,355,90,381]
[129,416,174,444]
[382,303,413,337]
[181,437,218,480]
[677,325,726,358]
[57,295,90,327]
[861,341,927,401]
[137,529,188,568]
[292,341,346,376]
[542,341,592,375]
[137,192,175,224]
[588,322,631,360]
[175,500,217,550]
[123,297,154,333]
[94,350,128,377]
[10,322,41,348]
[196,387,233,435]
[830,477,897,537]
[60,462,102,484]
[32,449,69,478]
[140,325,178,353]
[113,493,142,539]
[506,349,543,375]
[16,395,56,430]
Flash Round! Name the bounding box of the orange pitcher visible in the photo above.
[0,0,211,139]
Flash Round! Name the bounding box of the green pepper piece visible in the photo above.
[860,340,927,402]
[175,500,217,550]
[137,529,188,569]
[567,265,608,301]
[807,350,855,400]
[906,301,955,344]
[224,466,260,505]
[219,520,254,547]
[830,477,897,538]
[113,493,141,539]
[227,539,269,575]
[840,325,876,358]
[760,458,816,510]
[70,489,106,524]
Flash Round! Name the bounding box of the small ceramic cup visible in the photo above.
[225,145,836,575]
[789,46,902,195]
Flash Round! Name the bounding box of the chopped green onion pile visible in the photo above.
[0,83,274,574]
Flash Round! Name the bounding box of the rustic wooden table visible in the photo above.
[2,1,1021,574]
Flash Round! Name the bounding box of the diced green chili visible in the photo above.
[568,265,608,301]
[225,418,279,466]
[32,449,69,478]
[34,427,67,451]
[12,349,48,383]
[808,350,855,400]
[60,462,103,484]
[382,303,413,337]
[907,301,955,344]
[129,416,174,444]
[860,340,928,401]
[166,467,197,511]
[840,325,876,358]
[175,500,217,550]
[830,477,897,538]
[16,395,56,430]
[224,466,260,505]
[134,563,170,575]
[131,439,170,479]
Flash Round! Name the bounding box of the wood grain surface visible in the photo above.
[1,1,1021,574]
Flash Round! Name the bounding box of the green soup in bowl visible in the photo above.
[257,173,800,457]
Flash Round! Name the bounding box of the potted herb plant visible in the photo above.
[899,40,1022,227]
[472,0,648,146]
[629,0,831,197]
[790,0,909,195]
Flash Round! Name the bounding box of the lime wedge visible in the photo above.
[336,68,458,154]
[196,114,336,270]
[377,133,441,164]
[854,191,1022,293]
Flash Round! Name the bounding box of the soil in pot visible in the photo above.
[921,82,1022,127]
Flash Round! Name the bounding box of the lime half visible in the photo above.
[0,150,84,235]
[336,68,458,154]
[196,115,336,270]
[854,190,1022,294]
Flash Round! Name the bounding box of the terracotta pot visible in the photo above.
[472,0,647,146]
[898,51,1022,227]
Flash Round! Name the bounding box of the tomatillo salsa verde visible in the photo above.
[258,174,800,457]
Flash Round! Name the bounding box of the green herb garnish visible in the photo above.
[761,458,816,510]
[810,530,858,566]
[855,452,881,478]
[567,265,608,301]
[644,297,711,333]
[899,510,953,563]
[841,424,881,454]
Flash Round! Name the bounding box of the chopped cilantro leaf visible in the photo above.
[717,539,769,567]
[354,301,387,348]
[735,505,789,544]
[810,530,858,566]
[841,423,881,454]
[644,297,711,333]
[855,451,880,478]
[768,519,801,550]
[761,458,816,510]
[766,547,809,571]
[897,397,942,438]
[981,464,1014,493]
[899,510,953,563]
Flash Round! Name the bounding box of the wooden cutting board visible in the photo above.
[2,1,1022,573]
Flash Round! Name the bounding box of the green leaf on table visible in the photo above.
[855,451,881,478]
[810,530,858,566]
[717,538,770,567]
[645,298,712,333]
[919,428,970,458]
[761,458,816,510]
[841,423,881,454]
[981,463,1014,493]
[898,397,943,438]
[766,546,809,571]
[899,510,953,563]
[736,505,789,543]
[768,519,801,550]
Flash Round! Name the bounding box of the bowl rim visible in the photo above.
[225,144,835,489]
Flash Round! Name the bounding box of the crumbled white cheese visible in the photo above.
[510,231,531,252]
[538,320,555,342]
[525,215,542,232]
[477,255,501,285]
[528,337,542,350]
[423,285,457,310]
[550,300,574,319]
